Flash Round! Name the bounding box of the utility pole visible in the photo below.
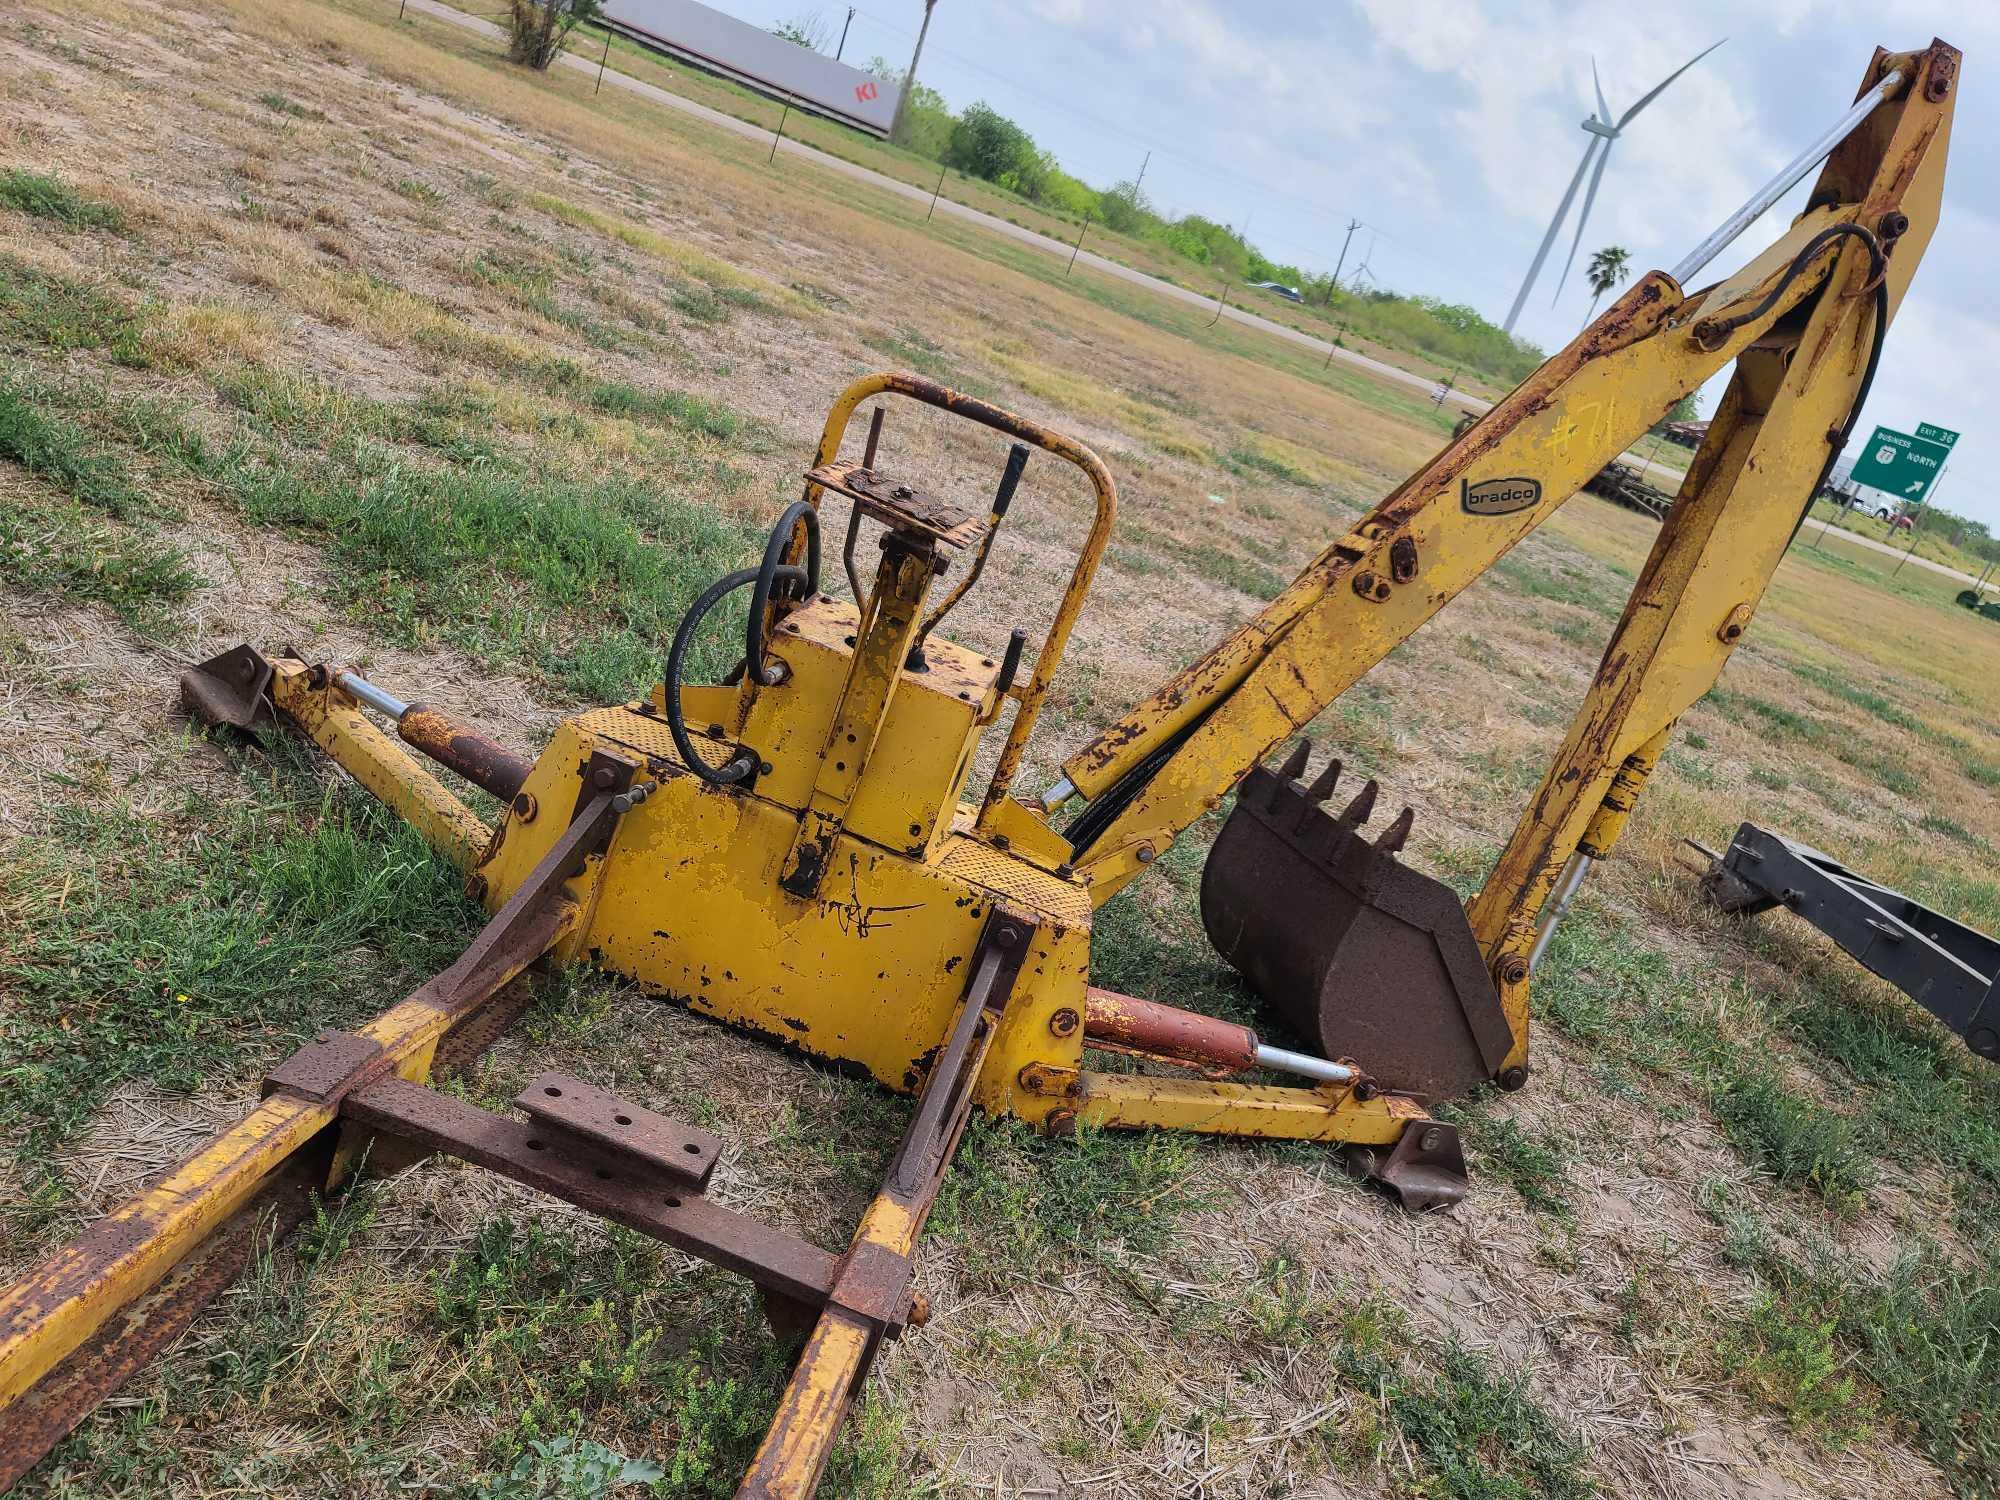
[889,0,937,146]
[1325,217,1361,304]
[835,6,855,59]
[1134,150,1150,190]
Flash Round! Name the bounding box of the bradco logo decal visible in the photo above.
[855,80,879,102]
[1461,476,1542,516]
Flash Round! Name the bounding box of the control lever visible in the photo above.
[908,443,1030,669]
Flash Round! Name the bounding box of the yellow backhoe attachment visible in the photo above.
[0,37,1958,1499]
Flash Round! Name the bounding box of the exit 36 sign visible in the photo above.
[1851,424,1951,504]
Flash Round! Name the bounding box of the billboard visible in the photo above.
[602,0,901,136]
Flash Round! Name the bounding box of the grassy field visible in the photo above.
[2,2,1998,1497]
[1804,496,1996,580]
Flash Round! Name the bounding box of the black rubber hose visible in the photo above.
[665,565,793,785]
[1695,222,1885,344]
[747,500,821,686]
[1794,277,1889,544]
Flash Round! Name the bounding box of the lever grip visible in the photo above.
[992,444,1031,517]
[994,628,1028,696]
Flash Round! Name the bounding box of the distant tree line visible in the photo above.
[862,60,1545,383]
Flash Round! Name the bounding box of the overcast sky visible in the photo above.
[696,0,1994,526]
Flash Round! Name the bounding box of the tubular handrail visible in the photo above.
[802,371,1118,833]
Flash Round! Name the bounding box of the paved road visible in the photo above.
[1795,516,1985,588]
[409,0,1488,412]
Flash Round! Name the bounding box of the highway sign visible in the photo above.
[1916,421,1960,450]
[1850,424,1950,505]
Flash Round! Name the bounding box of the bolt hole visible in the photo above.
[527,1139,544,1151]
[683,1142,701,1154]
[615,1114,632,1125]
[664,1195,682,1208]
[543,1085,562,1097]
[835,760,846,771]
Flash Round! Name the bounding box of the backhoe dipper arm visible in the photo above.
[1059,42,1955,935]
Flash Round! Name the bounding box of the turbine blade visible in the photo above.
[1552,139,1614,306]
[1619,37,1726,126]
[1503,133,1601,333]
[1592,57,1611,126]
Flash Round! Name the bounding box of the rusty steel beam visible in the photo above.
[342,1078,857,1316]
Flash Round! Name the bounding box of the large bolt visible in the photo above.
[1044,1108,1077,1137]
[1048,1007,1080,1038]
[512,791,538,823]
[591,765,617,790]
[1419,1127,1444,1153]
[1498,1065,1529,1092]
[1877,210,1910,241]
[1499,955,1530,986]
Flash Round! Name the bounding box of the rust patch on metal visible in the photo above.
[400,704,533,801]
[515,1072,721,1190]
[261,1030,390,1105]
[1200,748,1511,1100]
[179,643,275,734]
[1083,987,1256,1072]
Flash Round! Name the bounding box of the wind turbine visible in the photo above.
[1501,39,1725,335]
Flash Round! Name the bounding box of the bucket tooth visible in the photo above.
[1307,758,1343,803]
[1335,778,1378,829]
[1200,748,1515,1101]
[1278,741,1311,783]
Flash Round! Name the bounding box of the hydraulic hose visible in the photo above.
[664,501,821,786]
[747,500,821,686]
[664,567,765,786]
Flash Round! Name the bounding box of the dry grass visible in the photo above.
[1,2,1996,1497]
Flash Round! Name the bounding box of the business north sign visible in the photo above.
[602,0,902,136]
[1849,422,1955,505]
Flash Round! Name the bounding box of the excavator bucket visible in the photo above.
[1200,745,1515,1101]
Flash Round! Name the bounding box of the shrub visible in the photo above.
[506,0,603,70]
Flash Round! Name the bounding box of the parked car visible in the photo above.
[1246,280,1304,303]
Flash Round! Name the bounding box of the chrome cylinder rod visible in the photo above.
[1670,68,1903,286]
[334,670,410,722]
[1253,1044,1356,1085]
[1529,851,1593,972]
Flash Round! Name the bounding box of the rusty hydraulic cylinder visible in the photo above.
[1083,987,1356,1084]
[396,704,532,802]
[331,669,532,803]
[1086,986,1257,1069]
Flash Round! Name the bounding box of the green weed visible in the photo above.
[1437,1094,1572,1216]
[584,379,741,440]
[0,769,472,1220]
[0,169,124,231]
[932,1117,1205,1284]
[1335,1304,1596,1499]
[1711,1070,1875,1210]
[0,500,199,632]
[0,375,144,516]
[0,257,147,358]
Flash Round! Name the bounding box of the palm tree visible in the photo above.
[1583,245,1632,326]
